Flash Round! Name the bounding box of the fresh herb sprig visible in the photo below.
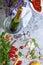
[0,32,12,65]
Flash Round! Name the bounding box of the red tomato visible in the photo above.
[10,50,16,54]
[17,60,22,65]
[11,46,18,51]
[14,48,18,51]
[11,46,15,50]
[12,58,15,61]
[14,54,18,58]
[9,54,14,58]
[20,46,24,49]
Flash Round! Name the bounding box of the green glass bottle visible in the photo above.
[10,7,23,31]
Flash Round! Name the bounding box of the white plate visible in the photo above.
[30,0,43,14]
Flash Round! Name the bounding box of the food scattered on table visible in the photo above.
[26,38,43,60]
[0,32,43,65]
[25,41,35,50]
[13,58,22,65]
[9,46,18,61]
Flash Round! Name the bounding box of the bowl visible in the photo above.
[30,0,43,14]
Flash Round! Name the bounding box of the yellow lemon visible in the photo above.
[29,61,40,65]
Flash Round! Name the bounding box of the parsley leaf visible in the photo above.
[18,52,23,57]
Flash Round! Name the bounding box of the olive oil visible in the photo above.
[10,7,23,31]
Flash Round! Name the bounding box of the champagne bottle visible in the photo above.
[10,7,23,31]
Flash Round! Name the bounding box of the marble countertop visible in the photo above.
[0,1,43,65]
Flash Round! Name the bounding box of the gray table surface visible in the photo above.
[0,1,43,65]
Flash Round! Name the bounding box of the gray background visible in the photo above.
[0,0,43,65]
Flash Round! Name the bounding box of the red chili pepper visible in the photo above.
[20,46,24,49]
[17,60,22,65]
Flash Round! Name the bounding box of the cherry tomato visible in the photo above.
[14,48,18,51]
[20,46,24,49]
[11,46,18,51]
[11,46,15,50]
[12,58,15,61]
[9,50,16,54]
[17,60,22,65]
[9,54,14,58]
[14,54,18,58]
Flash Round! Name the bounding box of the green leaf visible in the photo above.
[39,51,42,55]
[32,56,37,59]
[18,52,23,57]
[1,32,6,37]
[30,50,35,56]
[32,38,36,43]
[34,43,39,48]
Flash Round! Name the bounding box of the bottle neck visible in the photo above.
[15,7,23,19]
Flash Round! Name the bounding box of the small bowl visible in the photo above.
[30,0,43,14]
